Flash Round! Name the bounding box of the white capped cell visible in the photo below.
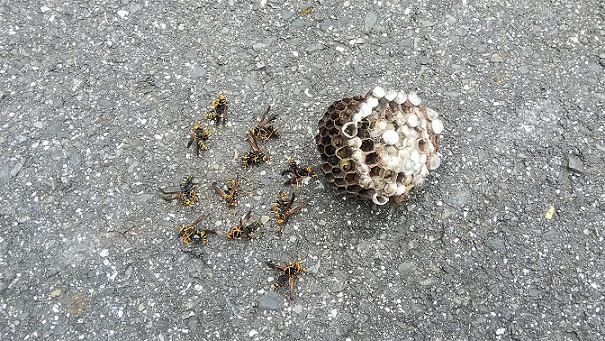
[408,92,421,106]
[398,125,410,137]
[410,149,420,164]
[366,96,379,108]
[407,114,419,127]
[382,130,399,145]
[419,152,427,165]
[431,119,444,134]
[387,156,402,171]
[395,92,407,104]
[375,119,388,130]
[403,160,415,175]
[358,103,373,119]
[385,89,397,101]
[358,163,370,175]
[347,136,362,148]
[429,154,442,170]
[372,86,386,98]
[383,183,398,196]
[380,154,391,167]
[360,176,373,188]
[420,165,429,176]
[426,108,439,121]
[413,176,425,187]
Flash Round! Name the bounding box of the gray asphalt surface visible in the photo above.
[1,1,604,340]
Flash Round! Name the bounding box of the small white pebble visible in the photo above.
[335,46,345,52]
[117,10,129,18]
[41,6,51,13]
[100,249,109,257]
[495,328,505,336]
[249,330,259,337]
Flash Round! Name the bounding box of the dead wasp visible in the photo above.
[212,176,251,210]
[204,94,227,126]
[271,192,305,229]
[265,258,308,300]
[178,214,218,245]
[281,157,317,188]
[241,134,269,168]
[225,209,263,240]
[187,118,212,156]
[248,106,280,141]
[159,175,199,206]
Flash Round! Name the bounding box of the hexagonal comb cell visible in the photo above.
[315,86,444,205]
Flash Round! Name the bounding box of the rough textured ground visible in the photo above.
[1,1,604,340]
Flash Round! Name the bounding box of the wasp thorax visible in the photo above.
[315,87,444,205]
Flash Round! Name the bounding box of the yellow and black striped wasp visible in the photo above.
[212,176,251,211]
[187,118,212,156]
[271,192,305,229]
[159,175,199,206]
[204,94,227,126]
[248,106,280,141]
[178,214,217,245]
[241,134,269,168]
[225,210,262,240]
[265,258,308,300]
[281,157,317,188]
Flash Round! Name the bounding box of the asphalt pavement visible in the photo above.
[1,1,604,340]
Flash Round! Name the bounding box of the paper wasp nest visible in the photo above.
[315,87,444,205]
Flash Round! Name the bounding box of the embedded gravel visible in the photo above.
[1,1,604,340]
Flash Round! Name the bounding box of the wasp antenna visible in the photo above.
[190,214,208,227]
[243,209,252,222]
[258,106,271,124]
